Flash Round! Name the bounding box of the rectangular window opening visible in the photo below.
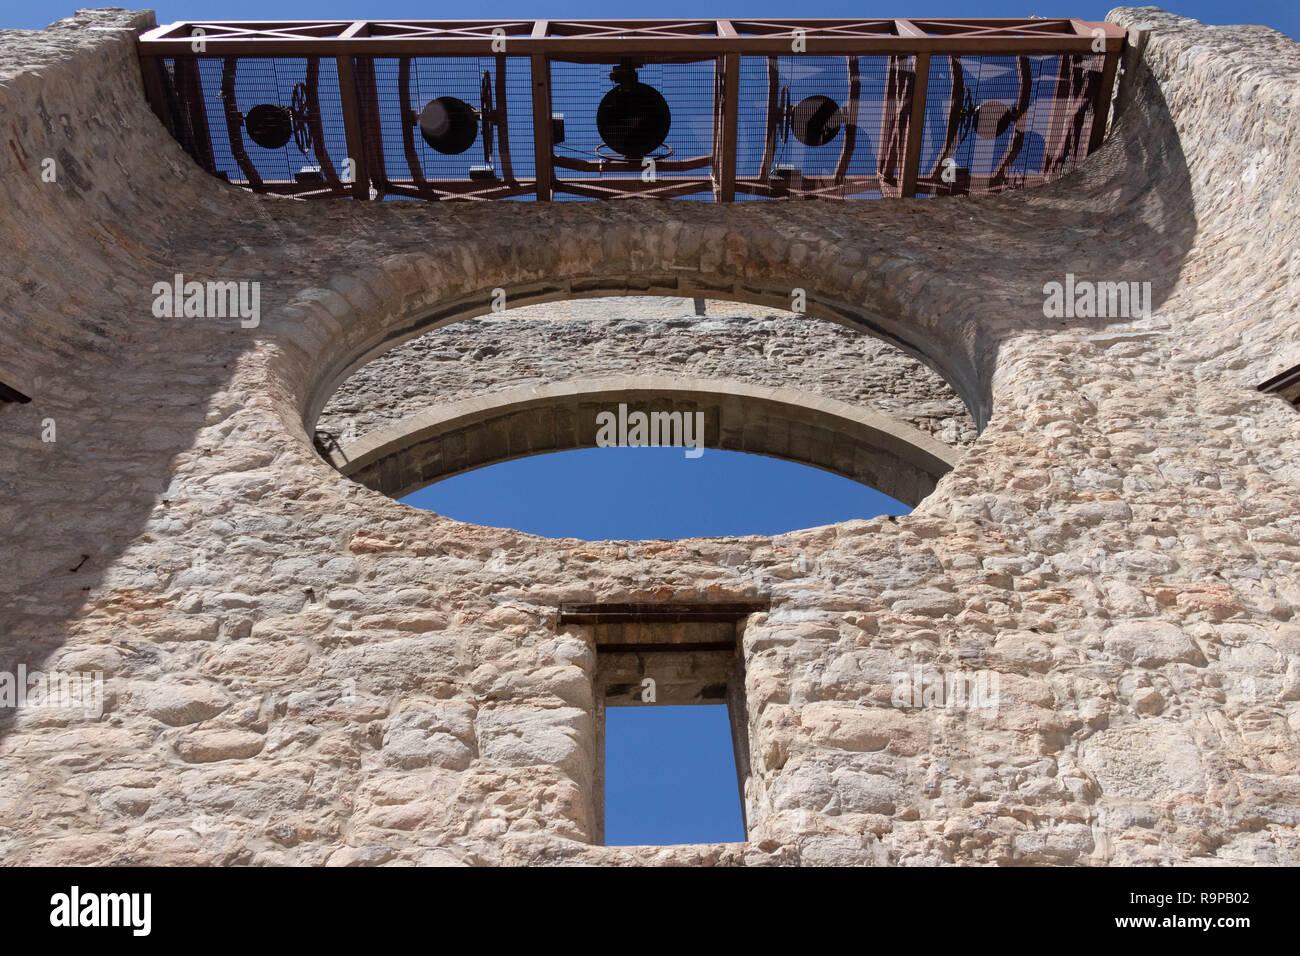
[562,603,763,848]
[604,702,746,847]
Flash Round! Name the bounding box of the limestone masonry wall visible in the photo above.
[317,300,978,449]
[0,7,1297,865]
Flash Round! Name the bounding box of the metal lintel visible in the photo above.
[1259,363,1300,407]
[558,602,769,625]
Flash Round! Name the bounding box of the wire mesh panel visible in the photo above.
[735,54,898,200]
[143,19,1121,203]
[160,56,353,196]
[915,52,1106,195]
[547,59,718,201]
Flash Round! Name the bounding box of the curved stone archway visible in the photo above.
[313,300,978,451]
[295,267,992,437]
[327,376,960,507]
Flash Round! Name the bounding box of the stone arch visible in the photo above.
[325,375,962,508]
[290,252,991,445]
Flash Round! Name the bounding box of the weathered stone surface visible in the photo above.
[1079,722,1207,801]
[0,7,1297,866]
[174,731,267,764]
[136,681,231,726]
[318,302,978,449]
[1103,622,1206,667]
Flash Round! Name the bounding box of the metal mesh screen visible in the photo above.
[916,52,1106,195]
[151,48,1110,202]
[735,54,896,199]
[547,58,718,201]
[162,56,353,194]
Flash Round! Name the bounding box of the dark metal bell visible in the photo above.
[245,104,293,150]
[418,97,479,154]
[597,70,671,159]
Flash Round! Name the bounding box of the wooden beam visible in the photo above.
[1088,47,1123,154]
[737,176,884,200]
[143,16,1102,34]
[137,55,170,127]
[141,36,1123,56]
[556,178,713,201]
[900,53,930,198]
[139,18,1131,58]
[380,178,537,201]
[718,53,739,203]
[1070,17,1126,52]
[335,55,370,199]
[530,54,553,201]
[833,56,861,185]
[553,153,712,174]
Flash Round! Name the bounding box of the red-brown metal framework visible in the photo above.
[137,18,1127,202]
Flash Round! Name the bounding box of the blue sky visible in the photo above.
[401,447,909,540]
[604,705,746,846]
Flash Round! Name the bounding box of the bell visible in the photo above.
[597,64,671,159]
[244,104,293,150]
[791,95,842,147]
[418,97,479,155]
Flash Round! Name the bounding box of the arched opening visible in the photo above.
[312,295,974,540]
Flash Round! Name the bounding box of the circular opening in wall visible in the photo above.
[313,296,976,539]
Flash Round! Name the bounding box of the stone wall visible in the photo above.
[0,8,1297,866]
[317,299,978,448]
